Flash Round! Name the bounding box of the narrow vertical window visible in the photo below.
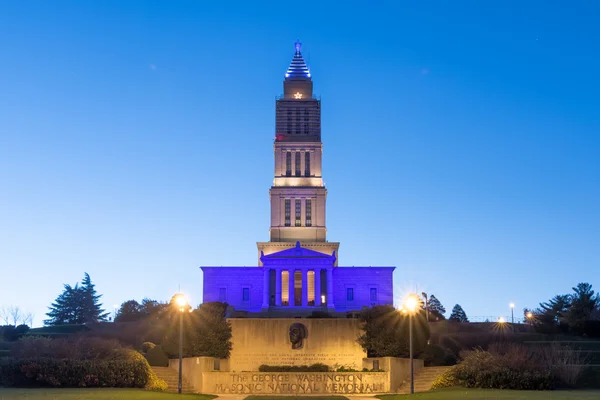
[285,199,291,227]
[305,199,312,227]
[281,271,289,306]
[219,288,227,302]
[307,271,315,305]
[295,199,301,227]
[347,288,354,301]
[242,288,250,301]
[286,152,292,176]
[294,271,302,306]
[305,152,310,176]
[295,152,301,176]
[370,288,378,302]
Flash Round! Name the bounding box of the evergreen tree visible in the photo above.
[115,300,143,322]
[44,273,108,325]
[449,304,469,322]
[426,295,446,320]
[564,282,599,334]
[45,283,81,325]
[80,273,109,323]
[535,294,570,328]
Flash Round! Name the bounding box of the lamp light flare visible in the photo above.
[527,312,533,319]
[403,294,419,313]
[498,317,506,323]
[175,293,188,307]
[509,302,515,309]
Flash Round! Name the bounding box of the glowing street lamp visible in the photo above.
[526,311,534,325]
[173,293,189,394]
[509,303,515,324]
[403,293,420,395]
[498,316,506,323]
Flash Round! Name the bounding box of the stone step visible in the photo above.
[151,366,196,393]
[397,366,452,394]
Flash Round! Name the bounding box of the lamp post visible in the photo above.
[174,294,189,394]
[509,303,515,324]
[403,294,419,395]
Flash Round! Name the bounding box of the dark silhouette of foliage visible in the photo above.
[427,295,446,320]
[357,305,429,358]
[162,302,232,359]
[45,273,108,325]
[533,283,600,335]
[449,304,469,322]
[0,324,29,341]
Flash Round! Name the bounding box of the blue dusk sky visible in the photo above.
[1,1,599,326]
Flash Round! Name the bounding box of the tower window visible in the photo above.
[370,288,378,302]
[285,199,291,227]
[286,152,291,177]
[295,152,301,176]
[347,288,354,301]
[305,199,312,227]
[295,199,301,227]
[305,152,310,176]
[242,288,250,301]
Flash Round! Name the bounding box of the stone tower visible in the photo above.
[257,42,340,265]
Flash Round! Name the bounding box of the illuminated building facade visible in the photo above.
[202,42,394,315]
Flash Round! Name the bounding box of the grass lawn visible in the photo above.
[0,388,216,400]
[379,388,600,399]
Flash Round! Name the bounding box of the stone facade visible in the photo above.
[227,318,366,372]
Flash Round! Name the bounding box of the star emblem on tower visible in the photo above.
[294,92,303,99]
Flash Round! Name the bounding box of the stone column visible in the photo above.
[275,269,282,306]
[262,267,270,309]
[288,269,295,307]
[314,268,321,306]
[302,269,308,307]
[327,267,335,309]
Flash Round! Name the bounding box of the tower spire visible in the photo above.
[285,40,311,79]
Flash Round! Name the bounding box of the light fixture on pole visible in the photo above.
[174,293,189,395]
[526,311,534,325]
[509,303,515,324]
[403,293,419,395]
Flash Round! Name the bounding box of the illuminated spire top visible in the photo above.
[285,40,311,80]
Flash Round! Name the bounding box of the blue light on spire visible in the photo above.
[285,40,311,79]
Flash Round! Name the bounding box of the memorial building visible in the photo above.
[201,42,395,316]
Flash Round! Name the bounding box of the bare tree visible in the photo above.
[0,306,10,325]
[9,306,21,326]
[0,305,34,326]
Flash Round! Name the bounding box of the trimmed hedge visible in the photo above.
[0,357,150,388]
[259,363,329,372]
[145,345,169,367]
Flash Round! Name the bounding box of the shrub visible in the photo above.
[431,367,457,389]
[437,344,576,390]
[141,342,156,353]
[259,363,329,372]
[11,335,124,360]
[145,345,169,367]
[0,357,151,388]
[420,344,456,366]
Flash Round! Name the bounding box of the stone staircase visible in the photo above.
[152,366,196,394]
[398,366,451,394]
